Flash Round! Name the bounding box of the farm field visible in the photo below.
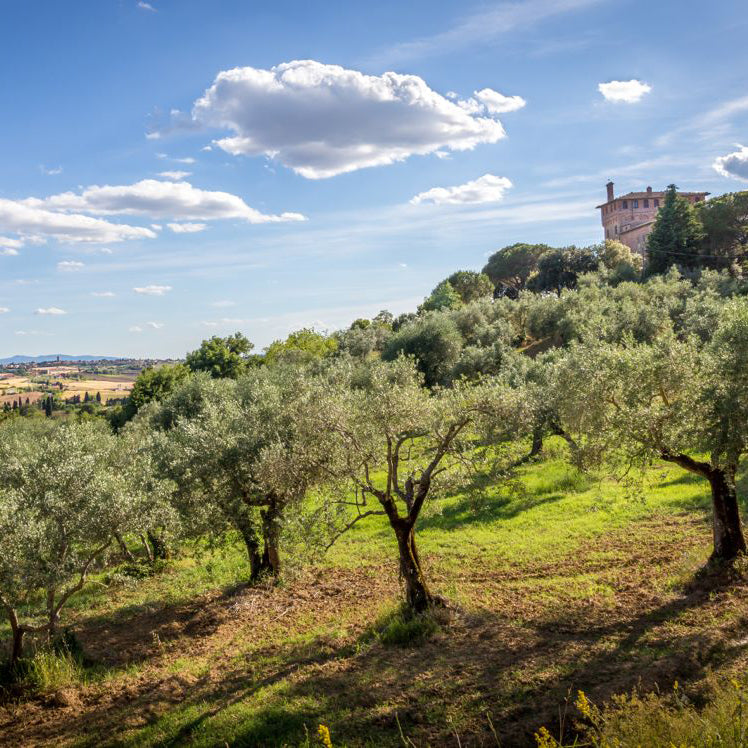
[3,452,746,747]
[0,366,136,405]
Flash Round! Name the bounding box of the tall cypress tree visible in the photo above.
[647,184,705,274]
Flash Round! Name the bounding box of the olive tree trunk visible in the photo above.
[260,497,282,577]
[663,452,746,561]
[393,520,434,613]
[708,469,747,560]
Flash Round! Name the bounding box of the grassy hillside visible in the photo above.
[3,448,748,747]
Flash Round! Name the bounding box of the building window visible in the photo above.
[654,198,659,207]
[644,198,649,208]
[633,199,638,208]
[615,225,618,234]
[622,200,628,209]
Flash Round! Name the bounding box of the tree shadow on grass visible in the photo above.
[419,492,567,532]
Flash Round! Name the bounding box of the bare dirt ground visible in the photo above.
[3,514,748,747]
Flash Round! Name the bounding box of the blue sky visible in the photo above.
[1,0,747,358]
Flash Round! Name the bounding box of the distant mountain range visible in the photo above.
[0,355,123,364]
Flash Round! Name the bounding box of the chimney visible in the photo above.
[646,186,652,193]
[606,181,614,202]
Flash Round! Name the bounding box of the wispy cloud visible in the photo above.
[57,260,85,272]
[137,1,156,11]
[366,0,604,66]
[35,307,66,315]
[91,291,116,298]
[40,165,63,176]
[133,284,172,296]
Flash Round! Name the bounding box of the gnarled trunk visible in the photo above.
[662,452,746,562]
[260,497,282,577]
[115,532,136,563]
[11,626,24,668]
[235,512,269,581]
[709,469,747,560]
[394,522,434,613]
[147,529,170,560]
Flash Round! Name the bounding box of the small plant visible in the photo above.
[317,723,333,747]
[369,604,443,647]
[20,647,83,695]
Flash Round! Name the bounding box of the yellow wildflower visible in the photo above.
[534,726,558,748]
[318,724,333,748]
[576,690,592,719]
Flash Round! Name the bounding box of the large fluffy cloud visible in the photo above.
[29,179,304,223]
[713,145,748,181]
[190,60,512,178]
[598,79,652,103]
[411,174,512,205]
[0,198,155,244]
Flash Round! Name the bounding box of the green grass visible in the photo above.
[5,444,740,747]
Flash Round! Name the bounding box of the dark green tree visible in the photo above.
[647,184,705,274]
[420,280,462,312]
[528,246,600,295]
[482,243,551,297]
[698,190,748,270]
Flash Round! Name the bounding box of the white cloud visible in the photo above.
[35,307,66,315]
[211,300,235,308]
[137,1,156,11]
[30,179,304,223]
[40,165,63,176]
[713,144,748,181]
[15,330,51,337]
[0,248,19,256]
[57,260,85,272]
[0,198,156,244]
[158,170,192,180]
[0,236,23,249]
[474,88,526,114]
[598,79,652,103]
[0,307,9,313]
[97,247,114,254]
[91,291,115,297]
[146,321,164,329]
[133,284,172,296]
[411,174,512,205]
[167,222,207,233]
[129,325,143,333]
[189,60,509,178]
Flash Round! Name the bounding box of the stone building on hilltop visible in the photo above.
[597,182,708,255]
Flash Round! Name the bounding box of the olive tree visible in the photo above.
[148,368,330,580]
[311,357,525,612]
[0,420,166,666]
[554,299,748,561]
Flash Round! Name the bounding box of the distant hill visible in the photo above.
[0,354,123,364]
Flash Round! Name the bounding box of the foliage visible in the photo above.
[185,332,254,379]
[0,419,172,663]
[528,245,600,295]
[420,279,463,312]
[446,270,494,304]
[647,184,705,274]
[264,328,338,367]
[382,313,463,387]
[482,242,551,297]
[698,189,748,271]
[537,680,748,748]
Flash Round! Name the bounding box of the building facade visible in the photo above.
[597,182,708,255]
